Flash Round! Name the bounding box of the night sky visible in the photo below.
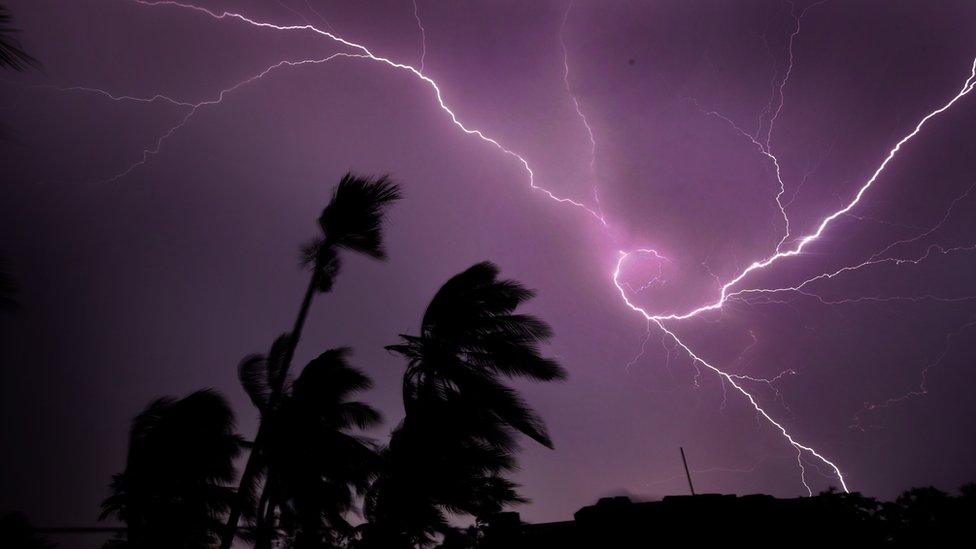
[3,0,976,533]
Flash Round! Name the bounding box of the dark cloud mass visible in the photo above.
[2,0,976,535]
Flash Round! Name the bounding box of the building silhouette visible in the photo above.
[482,493,882,547]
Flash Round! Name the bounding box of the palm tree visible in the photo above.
[0,5,37,307]
[220,174,400,549]
[101,389,243,549]
[238,337,381,548]
[0,4,38,72]
[362,262,566,547]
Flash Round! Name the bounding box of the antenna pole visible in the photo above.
[680,447,696,496]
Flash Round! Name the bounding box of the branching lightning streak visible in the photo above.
[763,0,827,250]
[624,319,652,373]
[726,330,797,412]
[625,58,976,321]
[643,455,770,488]
[303,0,338,34]
[761,1,827,150]
[851,316,976,431]
[689,2,826,256]
[30,83,196,107]
[616,58,976,493]
[560,1,604,217]
[621,249,669,294]
[732,179,976,303]
[863,180,976,263]
[737,290,976,309]
[688,99,792,252]
[729,242,976,303]
[412,0,427,72]
[729,368,798,419]
[650,318,840,495]
[123,0,608,222]
[100,54,370,183]
[274,0,313,26]
[61,0,976,495]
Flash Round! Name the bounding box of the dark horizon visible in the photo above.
[3,0,976,539]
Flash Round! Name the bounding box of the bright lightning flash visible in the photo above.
[39,0,976,496]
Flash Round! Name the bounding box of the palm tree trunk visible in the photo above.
[273,270,319,393]
[254,481,278,549]
[219,272,320,549]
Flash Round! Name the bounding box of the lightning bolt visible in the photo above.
[760,0,828,150]
[303,0,338,34]
[40,0,976,496]
[29,83,196,107]
[104,54,371,183]
[412,0,427,72]
[111,0,610,222]
[622,57,976,322]
[615,56,976,493]
[624,319,652,374]
[560,1,604,216]
[643,455,770,488]
[851,316,976,432]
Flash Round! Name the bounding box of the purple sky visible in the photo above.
[3,0,976,534]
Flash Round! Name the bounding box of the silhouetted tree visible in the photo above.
[1,3,39,143]
[101,390,242,549]
[360,262,566,547]
[885,486,956,546]
[0,512,55,549]
[238,338,381,548]
[221,174,400,549]
[814,488,885,545]
[0,4,36,305]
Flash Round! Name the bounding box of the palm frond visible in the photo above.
[239,353,271,411]
[337,401,383,430]
[265,332,292,389]
[318,173,401,259]
[0,5,38,72]
[372,262,565,543]
[420,262,535,337]
[293,347,374,403]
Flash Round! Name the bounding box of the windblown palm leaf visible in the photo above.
[304,174,401,291]
[0,5,38,71]
[319,173,401,258]
[239,333,291,412]
[363,262,565,547]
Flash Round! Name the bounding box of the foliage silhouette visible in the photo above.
[0,4,36,301]
[0,4,37,72]
[359,262,566,548]
[884,485,974,546]
[238,339,381,548]
[100,390,242,549]
[221,174,400,549]
[1,3,39,143]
